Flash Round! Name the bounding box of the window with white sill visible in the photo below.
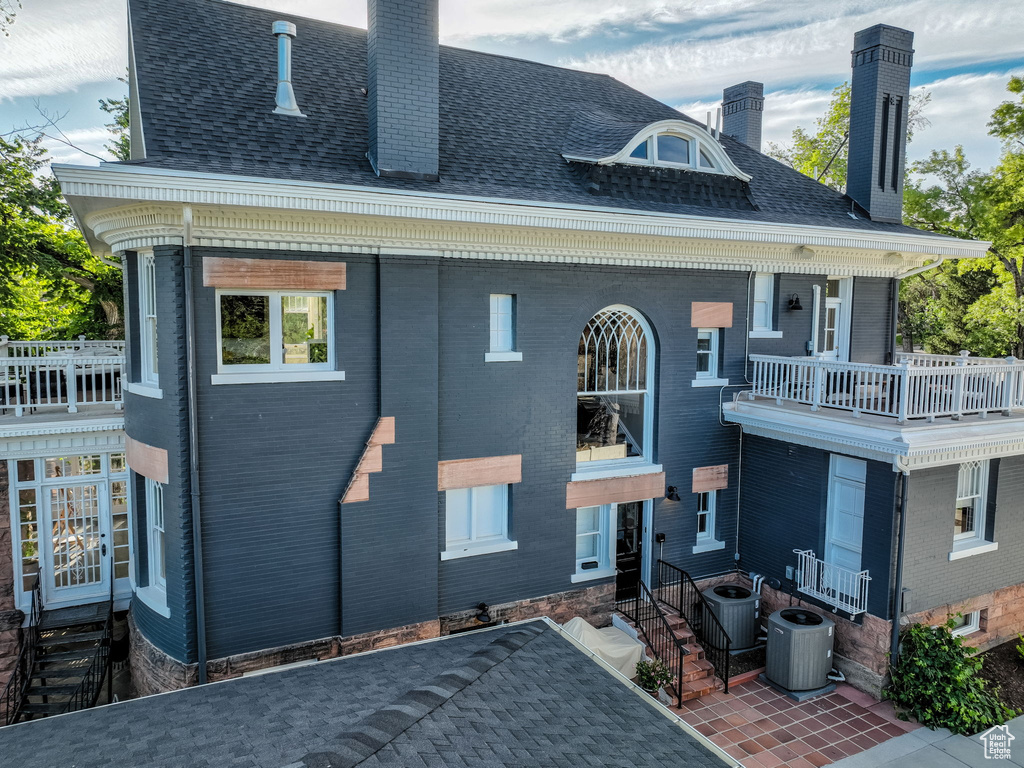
[216,290,334,376]
[442,484,515,559]
[693,490,724,553]
[950,611,981,637]
[576,306,655,470]
[951,460,996,558]
[574,504,612,581]
[694,327,725,385]
[486,293,521,361]
[750,273,780,336]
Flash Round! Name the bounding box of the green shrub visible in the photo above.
[635,658,674,691]
[887,617,1017,735]
[1016,634,1024,663]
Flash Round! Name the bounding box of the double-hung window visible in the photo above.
[950,460,997,560]
[485,293,522,362]
[694,328,725,386]
[215,290,338,382]
[692,490,725,553]
[442,484,516,560]
[750,274,781,338]
[573,504,614,582]
[140,252,159,386]
[136,476,170,617]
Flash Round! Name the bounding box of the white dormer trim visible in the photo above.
[127,4,147,161]
[578,120,751,182]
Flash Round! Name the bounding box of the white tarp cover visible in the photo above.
[562,616,646,679]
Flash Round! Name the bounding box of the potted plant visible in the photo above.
[636,658,674,694]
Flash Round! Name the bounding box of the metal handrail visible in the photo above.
[656,560,732,693]
[0,576,42,726]
[616,579,687,703]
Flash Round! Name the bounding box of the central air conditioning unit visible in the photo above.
[765,608,835,692]
[701,583,760,650]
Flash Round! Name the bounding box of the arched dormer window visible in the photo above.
[609,120,751,181]
[577,306,655,470]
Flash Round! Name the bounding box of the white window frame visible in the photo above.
[950,611,981,637]
[572,504,615,583]
[441,484,517,560]
[212,289,345,385]
[693,328,728,387]
[574,305,659,477]
[136,477,170,617]
[692,490,725,554]
[750,273,782,338]
[139,251,159,387]
[950,460,998,560]
[485,293,522,362]
[596,120,752,181]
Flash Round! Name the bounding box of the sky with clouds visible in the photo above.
[1,0,1022,173]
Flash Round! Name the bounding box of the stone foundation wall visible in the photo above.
[907,583,1024,654]
[131,582,615,695]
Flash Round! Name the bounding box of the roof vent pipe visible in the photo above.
[272,21,304,117]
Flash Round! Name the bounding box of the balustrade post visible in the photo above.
[951,356,967,420]
[896,363,911,422]
[810,363,823,411]
[1005,357,1018,415]
[66,361,78,413]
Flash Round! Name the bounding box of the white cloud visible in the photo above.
[39,126,111,166]
[0,0,125,101]
[564,0,1024,101]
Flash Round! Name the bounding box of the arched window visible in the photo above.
[614,121,751,180]
[577,306,654,468]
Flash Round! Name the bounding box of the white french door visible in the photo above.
[822,278,852,361]
[825,455,866,585]
[44,481,111,604]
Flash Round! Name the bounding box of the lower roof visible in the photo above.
[0,620,729,767]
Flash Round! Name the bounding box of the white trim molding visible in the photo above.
[484,351,523,363]
[211,370,346,385]
[124,382,164,399]
[723,397,1024,472]
[52,164,990,276]
[948,541,999,561]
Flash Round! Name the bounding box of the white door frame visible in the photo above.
[42,478,111,606]
[823,277,853,361]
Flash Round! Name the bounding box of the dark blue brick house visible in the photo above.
[41,0,1024,699]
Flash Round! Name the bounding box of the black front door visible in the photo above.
[615,501,643,601]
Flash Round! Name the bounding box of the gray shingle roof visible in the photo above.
[0,622,729,767]
[126,0,944,238]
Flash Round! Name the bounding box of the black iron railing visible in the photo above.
[616,579,687,702]
[62,606,112,715]
[0,575,42,726]
[657,560,732,693]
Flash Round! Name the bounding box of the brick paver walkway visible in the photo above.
[674,678,921,767]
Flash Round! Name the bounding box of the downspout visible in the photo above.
[182,206,209,685]
[889,464,910,664]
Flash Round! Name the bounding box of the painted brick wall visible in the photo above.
[339,255,440,638]
[190,249,380,659]
[850,277,894,364]
[901,456,1024,614]
[123,245,197,663]
[366,0,439,177]
[738,435,895,619]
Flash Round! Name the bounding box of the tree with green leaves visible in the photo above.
[766,83,930,193]
[0,135,122,339]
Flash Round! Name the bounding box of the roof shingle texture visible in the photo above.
[126,0,937,237]
[0,622,728,767]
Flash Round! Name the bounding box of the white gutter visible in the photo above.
[52,162,992,260]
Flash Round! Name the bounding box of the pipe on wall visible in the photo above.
[182,206,209,684]
[889,469,910,664]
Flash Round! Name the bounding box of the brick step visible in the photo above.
[676,675,725,702]
[680,657,715,683]
[681,643,705,660]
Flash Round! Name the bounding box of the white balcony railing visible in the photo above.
[793,549,871,616]
[749,354,1024,422]
[0,337,125,417]
[897,351,1010,367]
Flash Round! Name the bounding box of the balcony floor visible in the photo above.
[0,404,124,438]
[724,394,1024,470]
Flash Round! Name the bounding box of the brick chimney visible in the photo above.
[722,81,764,152]
[366,0,439,181]
[846,25,914,223]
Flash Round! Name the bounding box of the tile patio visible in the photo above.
[673,677,922,767]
